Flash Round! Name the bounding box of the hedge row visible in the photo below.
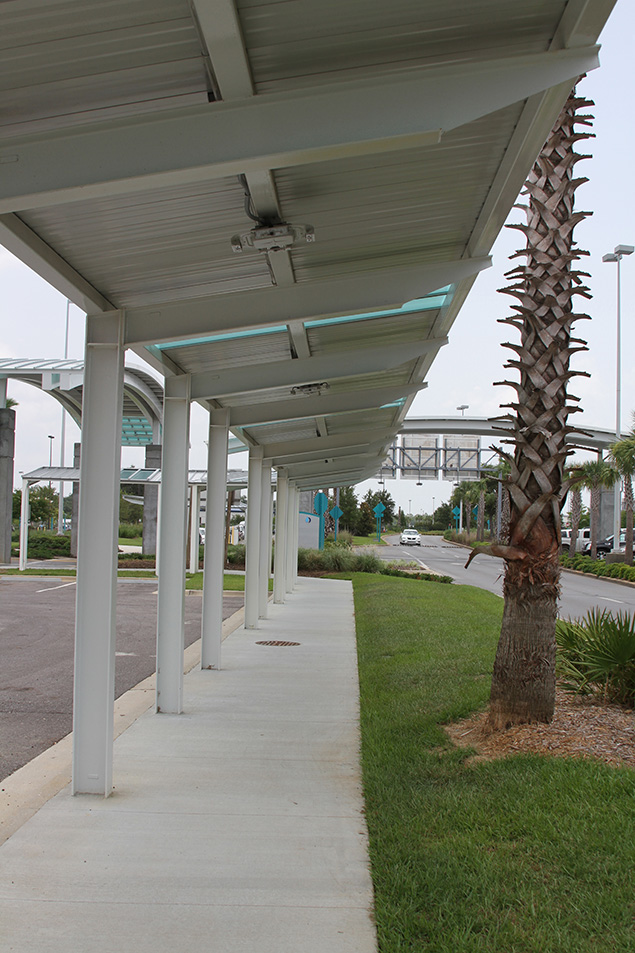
[560,553,635,582]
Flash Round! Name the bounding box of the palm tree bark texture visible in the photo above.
[467,88,594,728]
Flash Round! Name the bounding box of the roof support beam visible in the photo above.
[0,47,598,214]
[189,338,447,401]
[228,384,422,428]
[267,440,391,468]
[284,452,386,481]
[259,430,395,461]
[0,214,114,313]
[125,258,488,346]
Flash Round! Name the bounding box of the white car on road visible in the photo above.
[400,529,422,546]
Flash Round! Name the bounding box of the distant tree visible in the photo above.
[571,460,617,560]
[28,485,57,524]
[435,502,451,530]
[609,427,635,565]
[12,488,21,520]
[362,488,396,526]
[338,486,358,533]
[398,508,407,529]
[119,488,143,523]
[355,501,375,537]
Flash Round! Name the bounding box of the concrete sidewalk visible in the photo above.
[0,577,377,953]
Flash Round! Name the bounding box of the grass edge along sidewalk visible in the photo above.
[352,573,635,953]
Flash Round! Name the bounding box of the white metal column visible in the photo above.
[244,446,263,629]
[285,483,297,593]
[259,462,272,618]
[155,374,191,714]
[273,468,288,604]
[293,489,300,584]
[72,311,124,796]
[188,484,199,574]
[19,477,29,571]
[201,408,229,669]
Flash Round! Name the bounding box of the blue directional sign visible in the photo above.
[373,502,386,517]
[330,504,343,542]
[452,506,461,517]
[313,492,328,516]
[313,491,329,549]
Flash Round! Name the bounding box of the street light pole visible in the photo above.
[602,244,633,549]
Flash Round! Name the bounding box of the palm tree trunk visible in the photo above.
[477,488,486,541]
[487,88,593,728]
[568,484,581,556]
[624,476,633,565]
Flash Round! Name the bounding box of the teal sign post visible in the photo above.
[373,501,386,543]
[313,491,329,550]
[452,505,460,529]
[330,505,343,542]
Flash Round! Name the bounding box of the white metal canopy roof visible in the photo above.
[0,0,616,488]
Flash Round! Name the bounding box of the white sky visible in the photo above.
[1,2,633,515]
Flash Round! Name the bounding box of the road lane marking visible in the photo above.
[115,652,136,657]
[36,581,77,593]
[599,596,624,604]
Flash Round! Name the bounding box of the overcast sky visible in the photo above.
[1,1,633,515]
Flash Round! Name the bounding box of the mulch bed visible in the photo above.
[445,686,635,769]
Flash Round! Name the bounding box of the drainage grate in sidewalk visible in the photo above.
[256,640,300,647]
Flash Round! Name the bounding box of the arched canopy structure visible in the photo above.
[0,359,163,444]
[0,0,617,795]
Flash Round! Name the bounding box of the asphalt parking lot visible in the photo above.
[0,577,244,781]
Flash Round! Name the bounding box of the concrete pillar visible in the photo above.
[273,469,288,605]
[244,446,263,629]
[259,463,272,619]
[143,443,161,555]
[201,408,229,670]
[0,408,16,565]
[155,375,191,714]
[293,488,300,584]
[599,486,616,542]
[70,442,80,557]
[72,311,124,796]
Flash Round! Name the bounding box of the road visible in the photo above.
[380,535,635,619]
[0,577,244,781]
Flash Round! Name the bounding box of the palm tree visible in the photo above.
[565,467,583,557]
[609,430,635,565]
[572,459,617,560]
[470,88,594,729]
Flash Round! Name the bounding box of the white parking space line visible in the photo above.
[599,596,624,604]
[35,581,77,593]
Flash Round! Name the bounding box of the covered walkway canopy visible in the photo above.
[0,0,616,794]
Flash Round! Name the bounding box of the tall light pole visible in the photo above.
[457,404,469,416]
[602,244,633,549]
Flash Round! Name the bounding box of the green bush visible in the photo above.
[226,543,245,565]
[560,553,635,582]
[556,608,635,706]
[119,523,142,538]
[296,547,452,582]
[17,532,71,559]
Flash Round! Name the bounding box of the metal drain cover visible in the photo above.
[256,640,300,647]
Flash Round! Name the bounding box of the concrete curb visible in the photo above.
[0,604,246,847]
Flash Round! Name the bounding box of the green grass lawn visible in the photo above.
[118,536,143,548]
[0,567,249,590]
[352,573,635,953]
[352,535,387,546]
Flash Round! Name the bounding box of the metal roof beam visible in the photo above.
[284,452,386,480]
[259,430,395,460]
[189,338,447,401]
[0,47,598,214]
[0,214,114,313]
[228,384,422,427]
[124,258,488,346]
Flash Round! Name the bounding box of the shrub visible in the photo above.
[226,544,245,566]
[17,532,71,559]
[119,523,142,538]
[556,608,635,706]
